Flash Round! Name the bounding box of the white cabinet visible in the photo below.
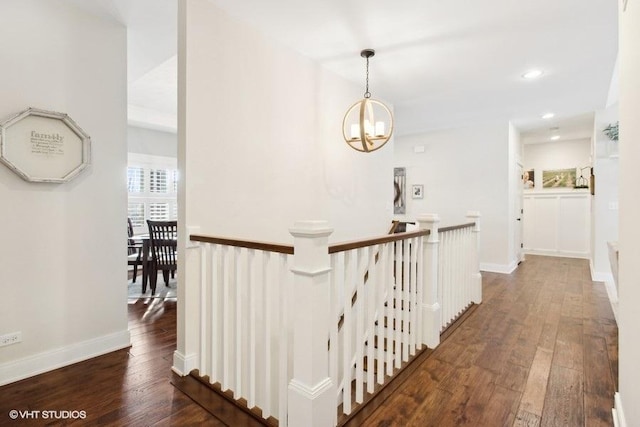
[523,191,590,258]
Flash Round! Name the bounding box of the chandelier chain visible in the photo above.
[364,56,371,98]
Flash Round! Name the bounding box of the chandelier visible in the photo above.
[342,49,394,152]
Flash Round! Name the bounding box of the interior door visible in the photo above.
[516,163,524,263]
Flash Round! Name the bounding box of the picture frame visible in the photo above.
[523,169,534,189]
[412,184,424,199]
[542,168,576,189]
[0,107,91,183]
[394,167,406,214]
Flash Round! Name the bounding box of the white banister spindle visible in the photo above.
[416,214,441,348]
[376,243,388,385]
[409,237,418,356]
[342,250,355,415]
[248,249,256,409]
[401,239,410,362]
[466,211,482,304]
[393,242,402,369]
[199,243,209,379]
[385,244,394,376]
[263,251,272,416]
[288,221,335,427]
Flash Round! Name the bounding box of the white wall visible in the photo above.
[175,0,394,371]
[616,1,640,425]
[523,138,592,190]
[128,125,177,158]
[393,122,512,272]
[590,105,619,282]
[179,0,392,245]
[0,0,129,385]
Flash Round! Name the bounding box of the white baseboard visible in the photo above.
[589,262,614,283]
[592,271,614,282]
[0,330,131,387]
[524,249,589,259]
[480,261,517,274]
[613,392,627,427]
[172,351,198,376]
[604,280,619,323]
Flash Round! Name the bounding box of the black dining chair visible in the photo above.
[146,220,178,295]
[127,218,144,283]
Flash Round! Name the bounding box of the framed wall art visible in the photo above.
[0,107,91,183]
[412,184,424,199]
[394,167,406,214]
[542,168,576,189]
[523,169,534,189]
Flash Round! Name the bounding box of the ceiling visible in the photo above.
[66,0,618,140]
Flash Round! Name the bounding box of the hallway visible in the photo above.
[351,255,617,426]
[0,256,617,426]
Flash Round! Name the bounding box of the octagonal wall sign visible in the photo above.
[0,108,91,183]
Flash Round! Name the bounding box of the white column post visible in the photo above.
[416,214,441,349]
[466,211,482,304]
[288,221,336,427]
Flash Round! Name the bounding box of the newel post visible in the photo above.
[466,211,482,304]
[416,214,441,349]
[288,221,336,427]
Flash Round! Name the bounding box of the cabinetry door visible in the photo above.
[523,193,590,258]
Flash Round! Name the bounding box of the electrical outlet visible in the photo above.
[0,332,22,347]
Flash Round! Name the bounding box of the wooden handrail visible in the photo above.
[190,234,294,255]
[190,222,474,257]
[438,222,475,233]
[329,230,430,254]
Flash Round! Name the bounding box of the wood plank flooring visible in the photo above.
[0,255,617,426]
[0,297,234,426]
[356,255,618,427]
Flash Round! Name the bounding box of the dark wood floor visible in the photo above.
[0,256,617,426]
[0,297,223,426]
[358,255,618,426]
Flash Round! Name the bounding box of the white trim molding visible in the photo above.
[524,249,590,259]
[480,261,517,274]
[172,351,199,376]
[613,392,627,427]
[0,330,130,387]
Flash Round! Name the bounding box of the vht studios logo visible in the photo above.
[8,409,86,420]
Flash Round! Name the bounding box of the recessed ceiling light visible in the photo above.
[550,135,560,141]
[542,113,555,119]
[522,69,544,79]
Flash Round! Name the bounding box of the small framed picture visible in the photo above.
[412,184,423,199]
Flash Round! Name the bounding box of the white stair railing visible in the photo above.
[191,235,295,426]
[327,231,426,419]
[420,212,482,332]
[186,211,482,427]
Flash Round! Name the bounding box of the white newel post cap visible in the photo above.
[416,213,440,225]
[289,220,333,238]
[289,221,333,274]
[466,211,481,231]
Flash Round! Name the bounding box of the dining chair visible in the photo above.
[127,218,144,283]
[146,220,178,295]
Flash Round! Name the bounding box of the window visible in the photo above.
[128,203,145,228]
[127,167,144,193]
[172,169,179,193]
[127,154,178,234]
[149,203,170,221]
[150,169,168,193]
